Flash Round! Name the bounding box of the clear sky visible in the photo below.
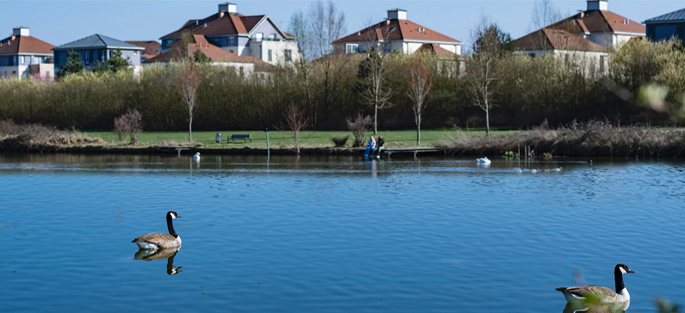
[1,0,683,47]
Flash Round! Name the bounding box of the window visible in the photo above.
[228,37,237,46]
[85,51,90,65]
[46,71,50,78]
[270,34,277,40]
[255,33,263,42]
[21,56,25,64]
[239,66,244,77]
[599,55,605,73]
[284,49,292,62]
[268,49,273,62]
[345,44,359,54]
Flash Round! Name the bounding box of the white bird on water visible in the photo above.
[193,152,201,161]
[476,157,491,165]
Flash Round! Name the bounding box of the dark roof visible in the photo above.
[334,18,460,44]
[0,34,54,54]
[644,8,685,24]
[55,34,144,51]
[145,34,266,65]
[126,40,161,56]
[515,28,608,52]
[549,10,645,34]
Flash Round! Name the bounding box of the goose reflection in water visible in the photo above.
[134,248,182,275]
[562,301,629,313]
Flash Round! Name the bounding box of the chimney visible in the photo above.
[587,0,608,11]
[13,27,29,37]
[387,8,407,21]
[218,3,237,14]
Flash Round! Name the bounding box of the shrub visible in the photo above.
[113,109,144,145]
[346,113,372,147]
[331,135,349,147]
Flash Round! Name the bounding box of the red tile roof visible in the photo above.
[0,35,54,54]
[126,40,161,56]
[549,10,645,34]
[334,19,460,44]
[515,28,608,52]
[415,43,462,58]
[161,12,289,40]
[145,34,266,65]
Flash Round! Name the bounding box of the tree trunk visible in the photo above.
[485,102,490,137]
[188,116,193,143]
[417,115,421,145]
[374,104,378,134]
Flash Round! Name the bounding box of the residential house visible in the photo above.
[126,40,162,62]
[514,0,646,75]
[332,9,462,57]
[0,27,55,79]
[144,34,268,76]
[53,34,144,76]
[160,2,298,65]
[644,8,685,43]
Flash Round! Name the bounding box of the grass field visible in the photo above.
[84,128,517,148]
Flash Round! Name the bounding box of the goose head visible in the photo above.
[168,211,181,219]
[616,264,634,275]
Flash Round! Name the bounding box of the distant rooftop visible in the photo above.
[644,8,685,24]
[54,34,144,51]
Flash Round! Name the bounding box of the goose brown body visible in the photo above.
[556,264,634,304]
[132,211,182,250]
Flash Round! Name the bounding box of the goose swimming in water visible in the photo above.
[476,157,491,165]
[132,211,182,250]
[556,264,635,304]
[193,152,201,161]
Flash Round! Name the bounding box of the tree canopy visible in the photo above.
[58,50,86,77]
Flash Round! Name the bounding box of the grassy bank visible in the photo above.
[84,128,514,148]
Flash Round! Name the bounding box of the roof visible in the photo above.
[145,34,266,65]
[644,8,685,24]
[161,12,291,40]
[0,34,54,54]
[126,40,161,56]
[55,34,144,51]
[334,18,460,44]
[549,10,645,34]
[515,28,608,52]
[415,43,462,58]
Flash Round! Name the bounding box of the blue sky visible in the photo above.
[1,0,683,47]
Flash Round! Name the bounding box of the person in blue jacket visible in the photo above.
[364,136,376,157]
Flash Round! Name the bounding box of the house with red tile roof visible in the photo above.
[126,41,161,62]
[159,2,298,65]
[0,27,55,79]
[332,9,462,57]
[144,34,268,75]
[514,0,645,75]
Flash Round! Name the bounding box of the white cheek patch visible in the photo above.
[620,267,627,274]
[170,212,177,219]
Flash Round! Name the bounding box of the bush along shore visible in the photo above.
[2,120,685,158]
[439,122,685,158]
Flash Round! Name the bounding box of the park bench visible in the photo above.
[229,134,252,143]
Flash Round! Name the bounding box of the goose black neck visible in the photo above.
[166,214,178,238]
[614,265,625,293]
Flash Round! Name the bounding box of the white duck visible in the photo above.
[476,157,491,165]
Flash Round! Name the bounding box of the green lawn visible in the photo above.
[84,128,519,148]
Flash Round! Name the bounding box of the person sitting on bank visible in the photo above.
[364,136,376,156]
[375,136,385,156]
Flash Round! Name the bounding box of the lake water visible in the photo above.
[0,154,683,312]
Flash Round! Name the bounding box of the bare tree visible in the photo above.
[289,11,314,122]
[465,17,513,136]
[308,0,347,127]
[407,57,432,145]
[530,0,562,31]
[346,113,373,147]
[358,48,392,134]
[275,101,310,155]
[175,61,201,143]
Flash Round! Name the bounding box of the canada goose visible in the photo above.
[531,168,539,173]
[550,167,563,172]
[193,152,201,161]
[556,264,635,304]
[132,211,182,250]
[476,157,491,165]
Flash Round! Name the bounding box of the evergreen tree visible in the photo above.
[106,48,131,73]
[193,50,212,64]
[58,50,85,77]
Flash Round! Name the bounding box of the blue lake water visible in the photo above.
[0,154,684,312]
